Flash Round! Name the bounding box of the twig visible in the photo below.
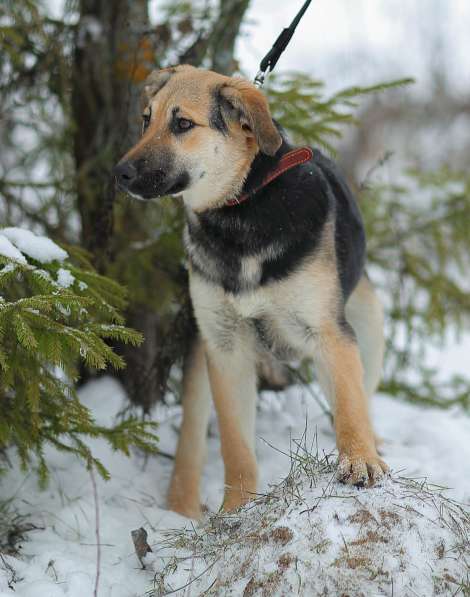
[156,450,175,461]
[162,558,219,596]
[359,150,394,191]
[89,466,101,597]
[0,553,20,588]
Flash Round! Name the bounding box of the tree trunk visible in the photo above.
[73,0,170,410]
[209,0,250,75]
[73,0,150,261]
[73,0,252,411]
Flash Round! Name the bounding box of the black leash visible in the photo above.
[254,0,312,88]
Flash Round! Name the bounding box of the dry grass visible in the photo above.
[0,499,38,556]
[145,438,470,597]
[0,499,40,590]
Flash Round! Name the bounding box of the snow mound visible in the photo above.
[0,228,68,263]
[151,455,469,597]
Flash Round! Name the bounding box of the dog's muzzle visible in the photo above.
[114,161,138,190]
[113,158,189,200]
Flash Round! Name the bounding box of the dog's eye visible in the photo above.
[177,117,194,131]
[142,109,151,134]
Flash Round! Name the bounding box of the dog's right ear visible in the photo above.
[141,68,176,110]
[141,65,197,109]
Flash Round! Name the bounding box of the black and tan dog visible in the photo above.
[114,64,388,519]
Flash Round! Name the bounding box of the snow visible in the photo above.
[0,228,68,264]
[56,268,75,289]
[0,377,468,596]
[0,235,27,265]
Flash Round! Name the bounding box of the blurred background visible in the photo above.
[1,0,469,411]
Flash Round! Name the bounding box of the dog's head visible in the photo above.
[113,65,281,210]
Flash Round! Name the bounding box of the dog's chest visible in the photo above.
[190,264,335,361]
[183,224,281,293]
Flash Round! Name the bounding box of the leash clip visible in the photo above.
[254,67,270,88]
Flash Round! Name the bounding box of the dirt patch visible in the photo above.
[242,550,295,595]
[267,526,294,545]
[344,556,373,570]
[348,509,375,525]
[378,509,401,529]
[351,530,389,546]
[435,540,445,559]
[278,553,295,571]
[243,571,282,597]
[151,462,469,597]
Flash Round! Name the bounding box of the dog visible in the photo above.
[114,64,388,519]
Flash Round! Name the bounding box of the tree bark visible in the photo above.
[73,0,150,261]
[73,0,252,411]
[209,0,250,75]
[180,0,250,75]
[73,0,163,409]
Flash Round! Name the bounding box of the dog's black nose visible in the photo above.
[113,161,137,188]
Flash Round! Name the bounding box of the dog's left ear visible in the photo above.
[219,79,282,156]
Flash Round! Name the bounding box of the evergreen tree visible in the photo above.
[0,228,159,484]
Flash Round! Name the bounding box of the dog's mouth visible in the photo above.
[116,171,190,200]
[165,172,189,196]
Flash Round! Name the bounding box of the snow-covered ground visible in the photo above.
[0,377,468,596]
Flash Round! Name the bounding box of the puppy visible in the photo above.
[114,64,388,519]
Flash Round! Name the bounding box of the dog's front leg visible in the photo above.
[205,339,258,511]
[168,335,212,519]
[315,322,389,486]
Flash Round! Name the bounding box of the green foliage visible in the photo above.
[0,229,159,485]
[267,72,413,154]
[0,0,75,243]
[110,198,186,312]
[362,168,470,410]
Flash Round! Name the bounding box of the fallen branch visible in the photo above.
[89,466,101,597]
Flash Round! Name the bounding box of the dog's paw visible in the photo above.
[221,486,255,512]
[337,452,389,487]
[167,485,202,520]
[167,498,202,520]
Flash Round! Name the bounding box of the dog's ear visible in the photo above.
[141,68,176,109]
[141,65,196,109]
[219,79,282,156]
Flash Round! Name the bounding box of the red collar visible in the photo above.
[226,146,313,207]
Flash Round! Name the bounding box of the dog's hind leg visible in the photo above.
[168,334,212,519]
[345,275,385,450]
[345,275,385,400]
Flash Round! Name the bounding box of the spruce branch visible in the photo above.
[0,230,157,484]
